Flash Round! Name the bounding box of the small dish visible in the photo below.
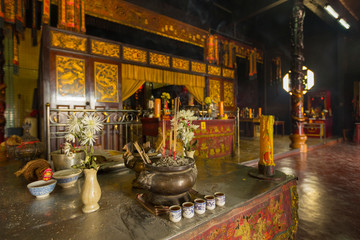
[27,179,57,199]
[52,169,82,188]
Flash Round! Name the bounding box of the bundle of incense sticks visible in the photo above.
[173,98,179,160]
[162,121,166,158]
[133,142,151,164]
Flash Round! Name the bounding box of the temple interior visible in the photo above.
[1,0,360,239]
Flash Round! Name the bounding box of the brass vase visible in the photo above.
[81,168,101,213]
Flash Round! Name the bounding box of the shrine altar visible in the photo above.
[1,159,298,239]
[160,119,235,159]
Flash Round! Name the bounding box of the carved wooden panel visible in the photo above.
[51,30,87,52]
[91,40,120,58]
[123,46,147,63]
[224,81,234,107]
[56,55,86,100]
[149,52,170,67]
[94,62,119,103]
[172,58,189,71]
[208,65,221,76]
[191,61,206,73]
[209,79,221,104]
[222,68,234,79]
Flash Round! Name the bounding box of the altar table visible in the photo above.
[1,159,298,240]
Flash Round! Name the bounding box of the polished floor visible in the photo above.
[238,137,360,240]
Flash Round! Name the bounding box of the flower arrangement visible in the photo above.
[63,114,104,169]
[204,97,212,105]
[161,92,171,103]
[172,110,199,152]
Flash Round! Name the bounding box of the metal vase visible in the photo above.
[51,150,85,171]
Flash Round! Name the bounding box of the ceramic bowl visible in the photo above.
[52,169,82,188]
[27,179,57,199]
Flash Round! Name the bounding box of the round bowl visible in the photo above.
[27,179,57,199]
[52,169,82,188]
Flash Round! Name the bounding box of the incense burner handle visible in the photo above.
[137,170,153,190]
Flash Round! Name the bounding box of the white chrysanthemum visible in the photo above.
[63,142,74,156]
[67,114,82,133]
[65,133,75,143]
[81,129,96,146]
[82,114,103,134]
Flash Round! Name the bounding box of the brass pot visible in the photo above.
[51,150,85,171]
[138,157,197,206]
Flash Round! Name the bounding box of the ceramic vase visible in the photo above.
[81,168,101,213]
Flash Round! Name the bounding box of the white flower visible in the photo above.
[67,114,82,133]
[65,133,75,143]
[81,129,96,146]
[81,114,103,134]
[63,142,73,157]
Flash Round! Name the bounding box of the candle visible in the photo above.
[155,98,161,118]
[219,101,224,117]
[258,108,262,117]
[259,115,275,167]
[163,121,166,157]
[249,108,252,118]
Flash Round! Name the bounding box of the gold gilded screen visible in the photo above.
[94,62,119,102]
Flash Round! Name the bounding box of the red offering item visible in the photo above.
[42,168,53,181]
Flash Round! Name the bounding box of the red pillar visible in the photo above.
[289,0,307,152]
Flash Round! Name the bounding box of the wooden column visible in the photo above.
[289,0,307,152]
[0,29,5,143]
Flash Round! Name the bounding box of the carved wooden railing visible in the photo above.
[45,103,141,160]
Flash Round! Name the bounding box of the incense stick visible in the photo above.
[169,130,173,156]
[134,142,151,164]
[173,98,179,160]
[162,121,166,157]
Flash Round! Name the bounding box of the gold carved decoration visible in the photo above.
[191,62,206,73]
[91,40,120,58]
[172,58,189,71]
[224,81,234,107]
[85,0,207,47]
[222,68,234,79]
[94,62,119,103]
[123,46,147,63]
[56,56,85,99]
[208,65,221,76]
[209,79,221,104]
[149,52,170,68]
[51,30,87,52]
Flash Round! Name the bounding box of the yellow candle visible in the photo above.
[155,98,161,118]
[249,108,252,118]
[259,115,275,167]
[219,101,224,116]
[258,108,262,117]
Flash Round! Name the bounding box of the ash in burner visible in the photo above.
[152,156,192,167]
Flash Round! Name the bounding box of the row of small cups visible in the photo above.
[169,192,225,223]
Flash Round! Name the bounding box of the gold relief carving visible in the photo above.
[51,31,87,52]
[94,62,119,103]
[209,79,221,104]
[56,56,85,99]
[85,0,207,47]
[191,62,206,73]
[91,40,120,58]
[172,58,189,71]
[222,68,234,79]
[208,65,221,76]
[224,81,234,107]
[149,52,170,67]
[123,46,147,63]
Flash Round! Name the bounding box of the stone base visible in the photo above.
[289,134,307,152]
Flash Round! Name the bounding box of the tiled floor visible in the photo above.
[235,136,360,239]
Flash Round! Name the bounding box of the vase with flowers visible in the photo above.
[175,110,199,158]
[64,113,104,213]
